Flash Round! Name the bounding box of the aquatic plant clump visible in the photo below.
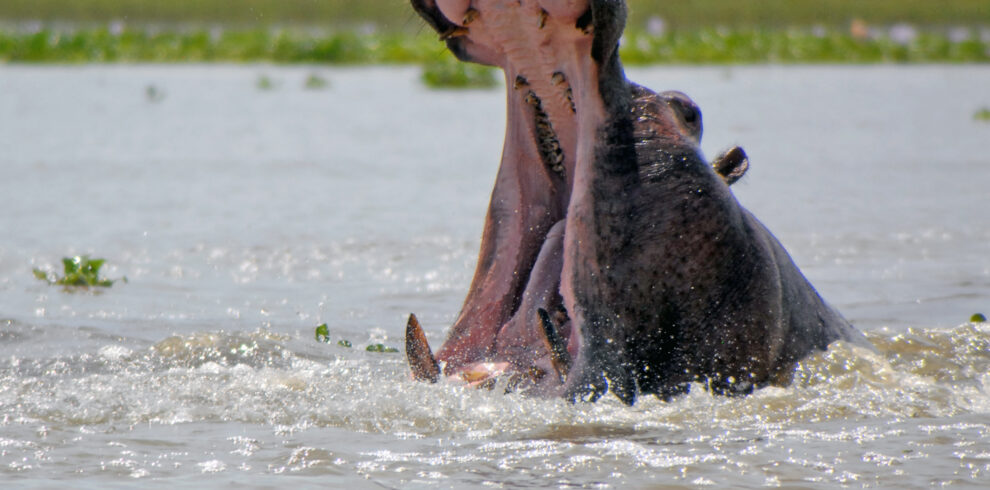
[1,26,988,66]
[620,27,990,64]
[314,323,396,352]
[3,0,989,29]
[33,255,120,287]
[0,27,438,64]
[314,323,331,343]
[303,73,329,90]
[256,74,277,90]
[365,343,399,353]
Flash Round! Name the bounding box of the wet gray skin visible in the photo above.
[407,0,869,404]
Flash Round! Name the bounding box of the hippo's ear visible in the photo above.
[589,0,628,65]
[712,146,750,186]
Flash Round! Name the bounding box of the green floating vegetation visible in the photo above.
[304,73,329,90]
[619,28,990,64]
[145,84,165,102]
[315,323,330,342]
[256,74,276,90]
[312,325,374,349]
[974,108,990,122]
[421,54,498,90]
[2,25,987,66]
[0,28,439,64]
[33,255,120,288]
[971,313,987,323]
[366,343,399,353]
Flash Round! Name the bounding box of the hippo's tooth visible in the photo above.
[537,308,571,383]
[405,313,440,383]
[538,9,548,29]
[439,26,469,41]
[524,91,540,107]
[462,7,480,26]
[551,71,566,86]
[514,75,529,90]
[564,88,575,113]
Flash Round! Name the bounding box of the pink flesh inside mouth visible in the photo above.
[415,1,607,395]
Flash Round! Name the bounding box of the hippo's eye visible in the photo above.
[682,107,698,124]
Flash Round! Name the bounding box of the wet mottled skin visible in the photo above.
[407,0,869,403]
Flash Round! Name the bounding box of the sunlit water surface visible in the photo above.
[1,65,988,488]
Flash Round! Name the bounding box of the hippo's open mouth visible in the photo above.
[406,0,636,397]
[406,1,865,404]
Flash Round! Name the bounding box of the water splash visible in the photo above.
[2,322,988,485]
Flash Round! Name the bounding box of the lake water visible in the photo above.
[1,64,988,488]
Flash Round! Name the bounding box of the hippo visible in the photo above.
[405,0,869,404]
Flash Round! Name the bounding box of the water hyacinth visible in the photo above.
[620,24,990,64]
[3,0,987,29]
[0,27,440,64]
[303,73,329,89]
[33,255,121,288]
[365,343,399,353]
[1,25,988,66]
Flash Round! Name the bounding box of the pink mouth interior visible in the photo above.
[426,1,607,390]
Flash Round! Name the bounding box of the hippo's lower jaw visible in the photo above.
[407,0,869,404]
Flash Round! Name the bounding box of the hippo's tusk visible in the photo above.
[538,9,549,29]
[405,313,440,382]
[537,308,571,383]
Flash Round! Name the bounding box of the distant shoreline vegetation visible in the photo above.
[1,23,988,65]
[3,0,989,30]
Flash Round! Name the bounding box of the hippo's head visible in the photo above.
[405,1,858,404]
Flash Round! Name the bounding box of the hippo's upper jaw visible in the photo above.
[406,1,868,404]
